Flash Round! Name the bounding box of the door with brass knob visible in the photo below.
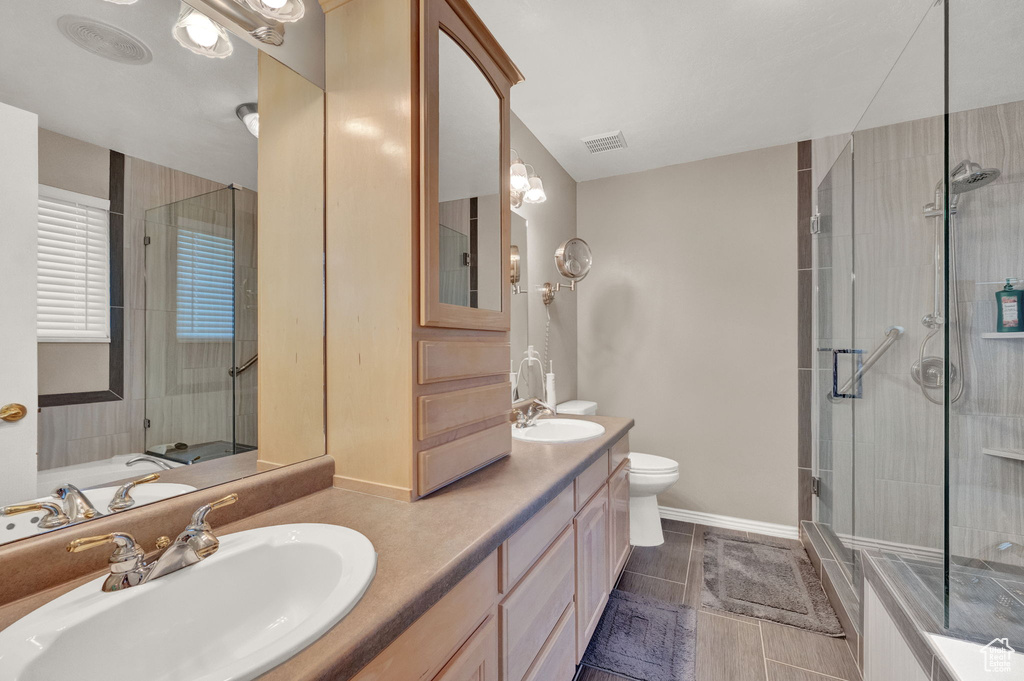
[0,404,27,422]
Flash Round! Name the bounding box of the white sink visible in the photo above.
[512,418,606,443]
[1,483,197,543]
[0,523,377,681]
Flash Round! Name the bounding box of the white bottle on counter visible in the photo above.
[545,361,557,413]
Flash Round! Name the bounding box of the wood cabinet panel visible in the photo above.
[609,433,630,475]
[575,486,610,663]
[418,383,511,441]
[418,423,511,495]
[500,526,575,681]
[574,452,609,510]
[499,484,574,594]
[419,340,510,384]
[432,614,499,681]
[609,463,630,585]
[353,552,498,681]
[521,602,576,681]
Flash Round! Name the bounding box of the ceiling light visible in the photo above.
[510,149,530,193]
[239,0,305,23]
[236,103,259,138]
[103,0,139,4]
[173,4,233,58]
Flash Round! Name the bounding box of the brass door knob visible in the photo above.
[0,404,27,422]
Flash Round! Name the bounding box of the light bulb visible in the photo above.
[241,0,305,22]
[510,162,530,192]
[263,0,288,7]
[524,176,546,204]
[185,14,219,48]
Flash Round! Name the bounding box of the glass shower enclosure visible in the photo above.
[812,0,1024,644]
[143,186,258,465]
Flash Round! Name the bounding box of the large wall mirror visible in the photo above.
[0,0,325,548]
[422,9,511,331]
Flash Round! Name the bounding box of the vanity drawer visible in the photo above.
[521,602,576,681]
[574,452,609,510]
[608,432,630,474]
[500,525,575,681]
[499,483,574,593]
[353,552,498,681]
[432,614,498,681]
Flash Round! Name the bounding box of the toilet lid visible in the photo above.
[628,452,678,474]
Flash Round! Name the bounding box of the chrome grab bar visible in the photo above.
[228,353,258,377]
[829,326,904,400]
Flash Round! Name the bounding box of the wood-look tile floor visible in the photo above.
[574,522,862,681]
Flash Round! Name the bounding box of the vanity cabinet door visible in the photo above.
[574,485,610,662]
[433,614,498,681]
[609,464,630,585]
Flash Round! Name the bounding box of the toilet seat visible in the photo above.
[628,452,678,475]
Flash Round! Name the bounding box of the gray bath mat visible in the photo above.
[581,589,697,681]
[702,530,843,636]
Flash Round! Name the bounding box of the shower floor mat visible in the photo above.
[702,530,843,636]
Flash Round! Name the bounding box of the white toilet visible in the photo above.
[627,452,679,547]
[557,401,679,548]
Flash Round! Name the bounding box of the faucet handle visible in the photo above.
[67,532,148,592]
[188,493,238,530]
[107,473,160,512]
[2,501,70,529]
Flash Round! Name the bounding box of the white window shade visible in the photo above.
[176,229,234,341]
[37,185,111,342]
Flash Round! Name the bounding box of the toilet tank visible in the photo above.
[556,400,598,415]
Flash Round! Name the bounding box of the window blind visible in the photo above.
[176,229,234,341]
[36,185,111,342]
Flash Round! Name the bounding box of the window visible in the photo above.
[36,185,111,342]
[176,229,234,341]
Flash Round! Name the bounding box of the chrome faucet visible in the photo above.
[512,399,555,428]
[1,482,100,530]
[126,455,174,471]
[66,493,238,592]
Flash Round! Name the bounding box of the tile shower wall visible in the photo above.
[37,150,258,470]
[947,100,1024,567]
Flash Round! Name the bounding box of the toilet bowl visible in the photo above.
[628,452,679,547]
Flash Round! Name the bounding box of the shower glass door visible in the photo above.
[144,187,242,464]
[814,142,857,580]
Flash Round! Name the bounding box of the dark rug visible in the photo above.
[581,589,697,681]
[702,530,843,636]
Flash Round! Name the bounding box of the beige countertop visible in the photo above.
[0,415,633,681]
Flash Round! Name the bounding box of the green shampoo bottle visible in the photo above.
[996,279,1024,333]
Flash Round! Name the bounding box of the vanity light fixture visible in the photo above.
[103,0,139,4]
[510,152,546,208]
[239,0,305,23]
[236,103,259,138]
[510,149,530,193]
[173,3,233,58]
[523,165,547,204]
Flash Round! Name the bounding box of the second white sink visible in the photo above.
[512,418,606,444]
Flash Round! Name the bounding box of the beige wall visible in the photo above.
[510,113,578,400]
[577,144,799,526]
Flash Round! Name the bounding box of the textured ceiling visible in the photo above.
[468,0,937,181]
[1,0,258,188]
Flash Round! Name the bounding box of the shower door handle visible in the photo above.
[831,349,864,399]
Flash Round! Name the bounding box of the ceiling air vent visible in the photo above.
[57,15,153,66]
[581,130,627,155]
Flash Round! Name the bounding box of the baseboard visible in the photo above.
[659,505,800,540]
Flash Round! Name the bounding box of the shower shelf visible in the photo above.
[983,448,1024,462]
[981,332,1024,339]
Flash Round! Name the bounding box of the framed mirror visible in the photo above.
[0,0,325,547]
[421,0,511,331]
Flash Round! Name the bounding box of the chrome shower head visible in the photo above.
[950,160,1001,193]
